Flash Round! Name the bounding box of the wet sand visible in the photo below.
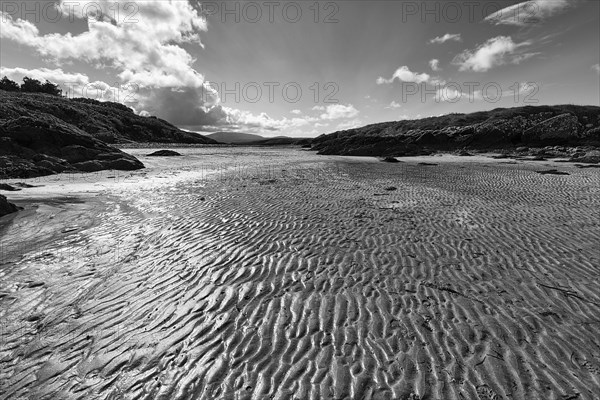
[1,148,599,400]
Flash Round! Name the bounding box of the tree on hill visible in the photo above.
[20,76,43,93]
[20,76,62,96]
[41,79,62,96]
[0,76,20,92]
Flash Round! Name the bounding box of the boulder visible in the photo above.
[571,150,600,164]
[72,160,104,172]
[36,159,67,173]
[103,158,145,170]
[61,145,99,163]
[0,194,20,217]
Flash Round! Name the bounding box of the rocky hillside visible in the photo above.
[311,105,600,156]
[0,90,217,144]
[0,90,223,181]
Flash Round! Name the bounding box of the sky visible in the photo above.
[1,0,599,137]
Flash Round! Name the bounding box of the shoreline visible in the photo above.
[1,147,595,259]
[1,148,595,245]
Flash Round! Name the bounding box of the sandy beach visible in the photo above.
[1,147,599,400]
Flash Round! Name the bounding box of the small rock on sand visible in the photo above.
[571,150,600,164]
[536,169,570,176]
[575,164,600,169]
[147,150,183,157]
[14,182,38,188]
[0,183,21,191]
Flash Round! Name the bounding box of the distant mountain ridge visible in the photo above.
[207,131,265,143]
[311,105,600,156]
[247,137,312,146]
[207,131,311,146]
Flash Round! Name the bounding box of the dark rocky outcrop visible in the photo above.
[311,105,600,158]
[0,194,20,217]
[571,150,600,164]
[0,114,144,178]
[147,150,182,157]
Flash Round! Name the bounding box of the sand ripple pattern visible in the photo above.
[1,151,600,400]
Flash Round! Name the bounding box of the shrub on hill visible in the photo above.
[0,76,63,96]
[0,77,20,92]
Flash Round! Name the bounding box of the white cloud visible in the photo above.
[318,104,359,120]
[290,109,302,115]
[221,107,317,131]
[377,66,436,85]
[453,36,533,72]
[0,1,207,89]
[592,64,600,74]
[484,0,572,26]
[335,118,363,130]
[0,67,89,86]
[0,66,126,102]
[429,33,462,44]
[385,101,402,109]
[429,59,441,71]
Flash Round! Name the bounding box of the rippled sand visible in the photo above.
[1,148,599,400]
